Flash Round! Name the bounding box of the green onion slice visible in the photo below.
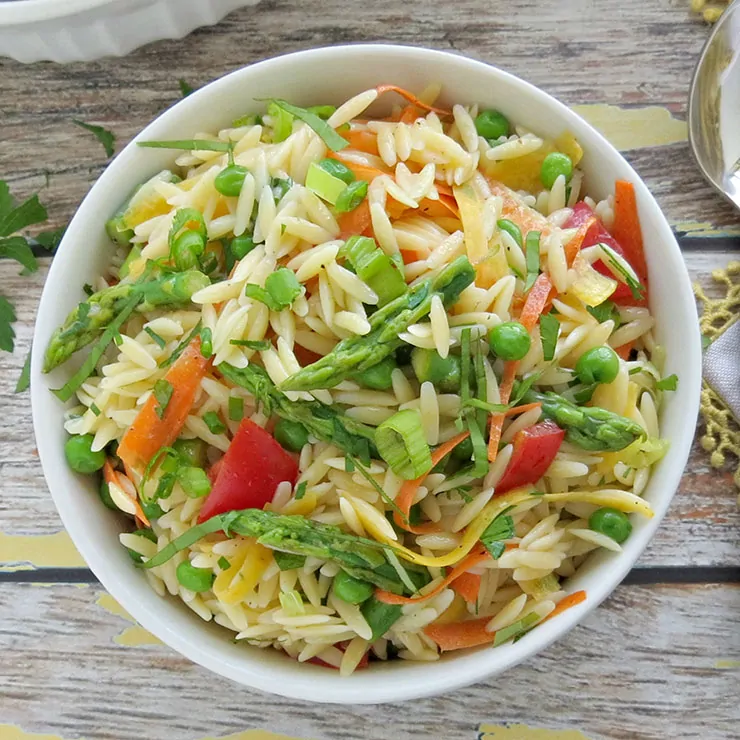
[305,161,348,205]
[342,235,407,306]
[375,409,433,480]
[268,99,349,152]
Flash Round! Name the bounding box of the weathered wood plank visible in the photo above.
[2,250,738,569]
[0,582,737,739]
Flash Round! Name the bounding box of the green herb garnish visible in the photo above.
[539,313,559,362]
[202,411,226,435]
[72,119,116,158]
[153,379,174,419]
[656,374,678,392]
[268,99,348,152]
[144,327,167,349]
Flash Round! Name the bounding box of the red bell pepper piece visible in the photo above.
[564,202,648,306]
[495,420,565,494]
[197,418,298,523]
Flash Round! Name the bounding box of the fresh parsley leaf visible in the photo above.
[202,410,226,435]
[35,227,65,252]
[144,327,167,349]
[15,350,30,392]
[524,230,541,292]
[586,299,621,328]
[0,193,48,237]
[72,119,116,158]
[656,374,678,392]
[539,312,559,362]
[179,79,194,97]
[153,379,174,419]
[0,237,38,274]
[294,481,308,500]
[480,510,515,560]
[229,339,271,350]
[0,181,13,220]
[0,296,17,352]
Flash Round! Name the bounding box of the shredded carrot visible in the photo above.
[375,84,451,117]
[423,616,492,651]
[450,571,482,605]
[612,181,648,281]
[375,547,489,606]
[338,199,373,239]
[542,590,587,624]
[487,274,553,462]
[418,194,460,219]
[488,179,552,237]
[614,341,634,361]
[564,216,596,266]
[393,430,470,533]
[117,337,210,472]
[503,401,542,418]
[103,459,149,527]
[399,104,420,124]
[340,129,379,156]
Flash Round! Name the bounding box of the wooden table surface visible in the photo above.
[1,2,739,739]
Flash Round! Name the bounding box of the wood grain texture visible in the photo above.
[0,582,738,740]
[2,250,738,567]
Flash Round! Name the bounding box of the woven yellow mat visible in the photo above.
[691,0,731,23]
[695,262,740,500]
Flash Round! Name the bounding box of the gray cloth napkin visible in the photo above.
[704,318,740,416]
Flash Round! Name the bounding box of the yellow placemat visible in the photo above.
[691,0,731,23]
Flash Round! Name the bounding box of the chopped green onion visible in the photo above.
[317,158,355,184]
[305,161,347,205]
[177,466,212,498]
[342,235,407,306]
[153,379,173,419]
[335,180,369,213]
[493,611,540,646]
[168,208,207,248]
[273,551,306,570]
[119,246,141,279]
[524,230,541,292]
[539,313,559,362]
[267,102,294,142]
[159,320,202,369]
[202,411,226,435]
[294,481,308,500]
[229,338,271,350]
[376,409,433,480]
[656,374,678,391]
[144,327,166,349]
[497,218,523,247]
[279,589,305,616]
[228,395,244,421]
[90,403,101,417]
[217,556,231,570]
[271,177,293,202]
[52,293,142,402]
[245,268,303,312]
[138,139,233,152]
[267,99,349,152]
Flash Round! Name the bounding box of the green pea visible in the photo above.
[335,180,368,213]
[214,164,249,197]
[99,480,117,510]
[452,435,475,461]
[411,348,463,392]
[333,569,374,604]
[317,158,355,185]
[178,466,212,498]
[231,234,257,260]
[274,418,309,452]
[172,229,206,271]
[355,356,396,390]
[576,346,619,385]
[488,321,531,361]
[173,438,207,468]
[540,152,573,189]
[474,109,510,141]
[497,218,523,247]
[176,561,215,593]
[65,434,106,474]
[589,507,632,544]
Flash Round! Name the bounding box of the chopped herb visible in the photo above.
[113,330,123,346]
[273,551,306,571]
[701,334,712,351]
[138,139,233,152]
[344,455,355,472]
[524,230,541,292]
[628,366,642,376]
[271,177,293,203]
[15,350,30,393]
[72,119,116,158]
[83,283,94,297]
[245,267,303,312]
[294,481,308,500]
[178,79,194,97]
[451,487,473,503]
[217,556,231,571]
[539,313,559,362]
[169,207,207,247]
[153,379,174,419]
[656,374,678,392]
[493,611,540,647]
[509,370,543,407]
[598,243,645,300]
[267,99,348,152]
[228,395,244,422]
[229,339,271,350]
[90,403,101,416]
[0,297,15,353]
[35,226,65,252]
[572,383,596,404]
[232,113,262,127]
[202,410,226,435]
[350,456,407,521]
[480,509,515,560]
[462,398,509,413]
[144,327,167,349]
[586,299,621,328]
[199,326,213,359]
[159,320,201,368]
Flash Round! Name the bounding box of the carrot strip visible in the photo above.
[612,181,648,281]
[450,571,482,605]
[503,401,542,418]
[375,547,489,606]
[393,430,470,533]
[399,104,419,124]
[340,129,379,156]
[614,341,634,361]
[564,216,596,266]
[338,199,372,239]
[117,337,210,472]
[103,459,149,527]
[542,590,587,624]
[375,84,452,117]
[418,194,460,219]
[423,616,492,651]
[329,152,391,182]
[519,273,554,330]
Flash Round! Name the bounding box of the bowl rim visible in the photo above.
[31,42,702,703]
[0,0,150,24]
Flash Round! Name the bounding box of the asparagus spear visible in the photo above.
[521,388,646,452]
[43,270,209,372]
[280,255,476,391]
[140,507,429,595]
[219,362,377,459]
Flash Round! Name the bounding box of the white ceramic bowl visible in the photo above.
[0,0,257,63]
[31,44,702,703]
